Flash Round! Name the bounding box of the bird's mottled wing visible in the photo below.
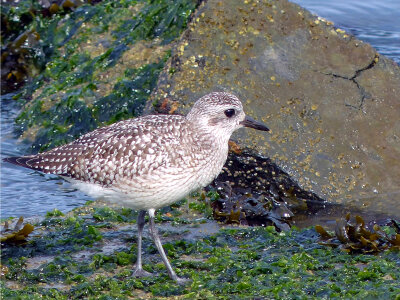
[66,115,188,186]
[8,115,186,186]
[4,115,190,188]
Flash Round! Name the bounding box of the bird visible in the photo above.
[3,92,270,283]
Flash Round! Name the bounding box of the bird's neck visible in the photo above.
[186,121,230,166]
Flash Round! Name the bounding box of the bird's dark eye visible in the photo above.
[224,109,236,118]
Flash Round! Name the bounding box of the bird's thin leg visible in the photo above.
[132,210,151,277]
[148,209,189,284]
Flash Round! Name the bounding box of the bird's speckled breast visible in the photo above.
[111,120,230,209]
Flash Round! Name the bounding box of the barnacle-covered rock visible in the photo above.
[210,181,293,231]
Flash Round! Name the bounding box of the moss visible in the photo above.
[17,91,98,152]
[113,0,197,44]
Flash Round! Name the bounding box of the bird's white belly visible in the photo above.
[62,142,227,211]
[62,164,219,210]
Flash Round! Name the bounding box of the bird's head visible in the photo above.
[186,92,269,137]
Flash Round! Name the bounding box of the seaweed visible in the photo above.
[0,217,34,244]
[316,213,400,253]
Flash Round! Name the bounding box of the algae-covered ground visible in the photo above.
[1,195,399,299]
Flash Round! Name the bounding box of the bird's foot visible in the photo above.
[173,275,192,285]
[132,267,152,278]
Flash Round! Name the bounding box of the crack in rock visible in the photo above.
[322,54,378,110]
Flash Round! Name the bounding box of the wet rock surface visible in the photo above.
[148,0,400,216]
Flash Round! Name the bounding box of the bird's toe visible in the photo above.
[132,267,152,278]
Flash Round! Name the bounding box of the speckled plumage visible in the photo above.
[4,92,269,282]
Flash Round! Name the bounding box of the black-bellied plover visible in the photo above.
[4,92,269,283]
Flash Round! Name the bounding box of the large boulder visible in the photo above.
[147,0,400,216]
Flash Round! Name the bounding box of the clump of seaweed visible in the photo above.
[316,213,400,253]
[0,216,34,244]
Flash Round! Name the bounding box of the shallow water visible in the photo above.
[1,94,91,218]
[1,0,399,219]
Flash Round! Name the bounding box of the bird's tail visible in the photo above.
[2,156,39,170]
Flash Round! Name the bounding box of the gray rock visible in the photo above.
[147,0,400,216]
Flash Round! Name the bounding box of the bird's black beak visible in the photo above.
[240,116,270,131]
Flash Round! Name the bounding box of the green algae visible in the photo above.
[92,206,136,223]
[9,0,200,153]
[1,202,399,299]
[46,209,65,218]
[93,57,169,125]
